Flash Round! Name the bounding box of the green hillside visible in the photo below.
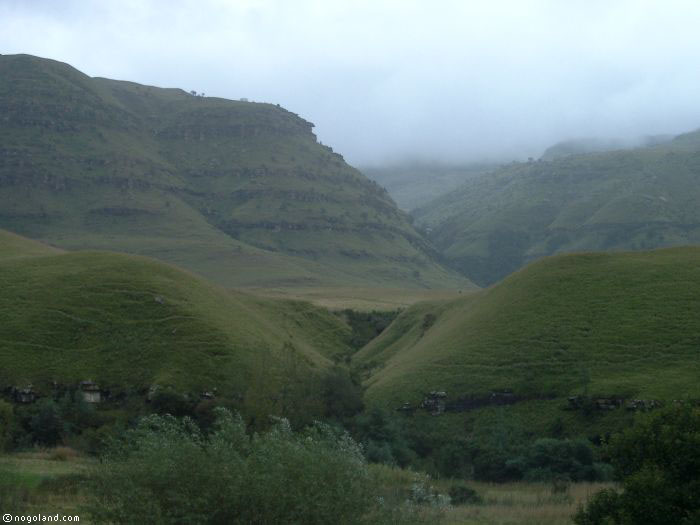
[0,54,467,289]
[355,248,700,435]
[414,130,700,285]
[0,231,352,399]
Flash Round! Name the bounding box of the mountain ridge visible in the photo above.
[414,130,700,285]
[0,53,469,290]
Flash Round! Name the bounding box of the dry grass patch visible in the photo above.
[442,481,614,525]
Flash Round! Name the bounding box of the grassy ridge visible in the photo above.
[0,229,63,260]
[357,248,700,413]
[0,54,467,289]
[414,131,700,285]
[0,232,352,396]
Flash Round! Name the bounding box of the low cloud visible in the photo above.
[3,0,700,165]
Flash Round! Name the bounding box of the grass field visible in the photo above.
[442,481,612,525]
[243,286,471,311]
[369,463,610,524]
[0,450,91,518]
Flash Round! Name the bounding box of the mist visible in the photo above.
[2,0,700,166]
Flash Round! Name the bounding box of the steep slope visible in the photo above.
[415,130,700,285]
[0,229,63,260]
[0,231,352,398]
[356,248,700,411]
[0,54,466,289]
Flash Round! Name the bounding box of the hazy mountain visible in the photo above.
[362,163,497,211]
[414,129,700,285]
[0,54,469,290]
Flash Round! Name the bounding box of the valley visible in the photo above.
[2,50,700,524]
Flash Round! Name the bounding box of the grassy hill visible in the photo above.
[355,248,700,437]
[0,54,467,290]
[0,230,352,401]
[362,162,496,211]
[414,130,700,285]
[0,229,63,261]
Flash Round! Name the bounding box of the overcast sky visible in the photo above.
[2,0,700,165]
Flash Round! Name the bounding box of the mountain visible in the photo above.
[0,54,468,289]
[414,129,700,285]
[355,247,700,435]
[362,162,496,211]
[0,229,352,403]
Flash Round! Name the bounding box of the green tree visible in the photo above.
[574,405,700,524]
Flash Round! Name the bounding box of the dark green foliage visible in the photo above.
[574,489,623,525]
[150,390,194,418]
[421,313,437,331]
[448,483,482,505]
[86,409,377,524]
[340,309,400,350]
[27,399,63,446]
[0,400,13,451]
[12,393,105,448]
[322,366,365,419]
[574,405,700,524]
[350,408,415,467]
[507,438,613,482]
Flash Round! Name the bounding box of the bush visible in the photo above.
[322,366,364,419]
[149,389,194,418]
[574,405,700,525]
[86,409,379,524]
[0,400,13,451]
[350,408,415,467]
[448,483,482,505]
[509,438,612,482]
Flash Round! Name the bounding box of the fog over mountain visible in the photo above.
[2,0,700,165]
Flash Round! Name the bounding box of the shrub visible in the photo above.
[574,405,700,525]
[510,438,612,482]
[0,400,13,451]
[86,409,378,524]
[322,366,364,419]
[448,483,482,505]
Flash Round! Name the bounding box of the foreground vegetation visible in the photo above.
[575,405,700,524]
[2,381,698,523]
